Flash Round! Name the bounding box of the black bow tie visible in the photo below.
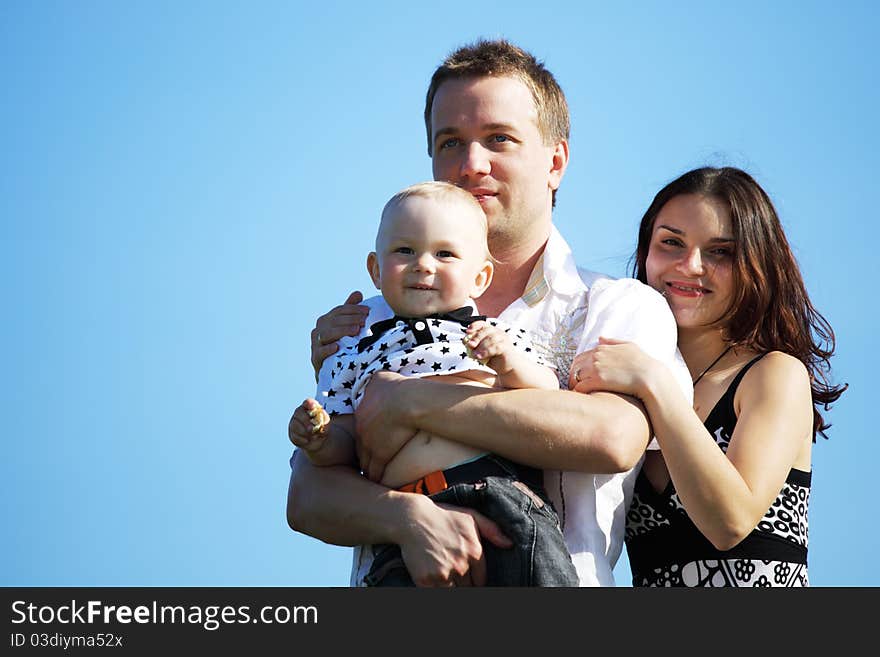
[357,306,486,353]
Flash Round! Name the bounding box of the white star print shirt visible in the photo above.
[317,306,549,416]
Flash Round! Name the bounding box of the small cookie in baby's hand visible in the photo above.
[307,401,330,434]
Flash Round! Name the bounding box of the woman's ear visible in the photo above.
[366,252,381,290]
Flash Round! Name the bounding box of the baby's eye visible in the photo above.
[394,247,414,255]
[436,250,456,258]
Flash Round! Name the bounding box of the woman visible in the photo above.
[570,167,846,587]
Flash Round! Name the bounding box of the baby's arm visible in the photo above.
[288,398,357,467]
[463,321,558,390]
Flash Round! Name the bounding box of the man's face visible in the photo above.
[429,76,567,252]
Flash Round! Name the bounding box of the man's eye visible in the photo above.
[438,138,460,150]
[489,135,510,144]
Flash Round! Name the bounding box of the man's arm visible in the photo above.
[286,451,511,585]
[355,374,650,482]
[355,278,683,483]
[287,449,419,546]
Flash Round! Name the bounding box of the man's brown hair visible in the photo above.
[423,39,570,157]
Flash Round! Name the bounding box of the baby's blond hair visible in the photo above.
[379,181,489,255]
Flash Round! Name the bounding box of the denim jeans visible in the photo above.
[364,474,578,587]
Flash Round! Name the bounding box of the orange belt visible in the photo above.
[395,456,541,496]
[397,470,449,495]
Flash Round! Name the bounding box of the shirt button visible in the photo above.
[414,321,426,331]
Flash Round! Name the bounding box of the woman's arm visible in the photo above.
[574,342,813,550]
[643,352,812,549]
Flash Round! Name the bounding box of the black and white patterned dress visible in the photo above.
[318,306,546,416]
[625,353,811,587]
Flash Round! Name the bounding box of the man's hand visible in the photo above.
[354,370,419,482]
[397,497,513,587]
[311,291,370,378]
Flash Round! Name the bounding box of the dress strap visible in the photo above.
[701,352,770,433]
[726,352,770,395]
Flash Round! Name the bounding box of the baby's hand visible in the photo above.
[463,321,513,370]
[288,398,331,452]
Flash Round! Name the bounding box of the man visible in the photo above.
[288,39,690,586]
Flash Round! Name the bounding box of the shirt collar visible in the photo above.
[357,303,485,353]
[521,225,588,306]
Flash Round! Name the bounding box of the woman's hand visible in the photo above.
[569,337,656,399]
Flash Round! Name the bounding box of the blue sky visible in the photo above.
[2,1,875,586]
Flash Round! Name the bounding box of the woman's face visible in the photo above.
[645,193,735,330]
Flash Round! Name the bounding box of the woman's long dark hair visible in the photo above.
[632,167,846,439]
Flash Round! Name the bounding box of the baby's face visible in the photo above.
[368,195,493,317]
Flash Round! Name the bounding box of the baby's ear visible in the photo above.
[470,259,494,299]
[366,252,381,290]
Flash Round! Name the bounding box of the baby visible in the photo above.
[289,181,577,586]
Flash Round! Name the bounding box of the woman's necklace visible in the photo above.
[692,345,733,386]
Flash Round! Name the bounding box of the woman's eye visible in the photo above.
[660,238,683,247]
[710,248,733,258]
